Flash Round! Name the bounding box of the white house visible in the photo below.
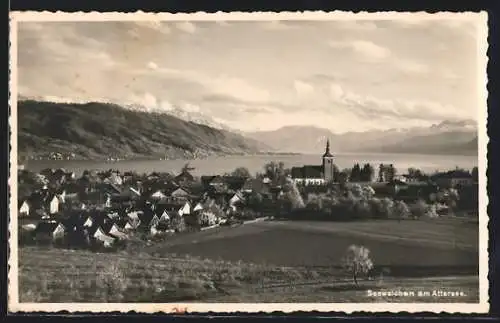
[127,210,140,221]
[149,215,160,228]
[151,190,166,199]
[108,172,123,186]
[229,192,244,206]
[107,211,119,220]
[108,223,127,239]
[48,195,60,214]
[57,190,66,204]
[19,200,30,216]
[124,220,141,231]
[83,216,94,228]
[105,195,112,208]
[93,227,116,247]
[52,223,66,241]
[179,201,191,216]
[193,201,204,212]
[159,210,171,223]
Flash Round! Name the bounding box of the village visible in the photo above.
[16,143,479,252]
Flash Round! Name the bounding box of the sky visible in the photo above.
[17,18,480,133]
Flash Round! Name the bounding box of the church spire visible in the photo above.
[322,138,333,158]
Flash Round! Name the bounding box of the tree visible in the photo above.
[361,163,375,182]
[349,184,363,199]
[378,164,385,182]
[181,163,195,173]
[408,167,423,179]
[247,191,264,213]
[341,245,374,287]
[284,178,305,209]
[264,161,278,180]
[361,185,375,199]
[231,167,251,178]
[350,164,361,182]
[386,164,396,182]
[471,166,478,183]
[338,169,350,187]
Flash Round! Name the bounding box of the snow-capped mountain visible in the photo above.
[244,119,478,156]
[123,102,236,132]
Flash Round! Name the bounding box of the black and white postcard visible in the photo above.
[8,11,489,313]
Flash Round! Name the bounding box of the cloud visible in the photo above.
[293,80,315,98]
[292,76,465,123]
[328,39,429,76]
[394,59,430,75]
[260,21,294,30]
[133,21,170,33]
[215,21,231,27]
[329,40,391,61]
[147,61,158,70]
[175,21,196,34]
[151,67,271,104]
[335,20,378,32]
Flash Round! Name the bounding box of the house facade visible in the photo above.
[48,195,60,214]
[19,200,30,216]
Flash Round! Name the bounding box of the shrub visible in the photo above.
[199,211,218,227]
[171,215,186,233]
[425,203,439,218]
[392,200,410,220]
[410,199,428,219]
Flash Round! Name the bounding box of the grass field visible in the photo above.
[18,218,480,303]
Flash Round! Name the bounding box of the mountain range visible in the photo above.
[17,99,478,160]
[244,120,478,156]
[17,100,271,160]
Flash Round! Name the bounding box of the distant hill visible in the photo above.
[17,100,271,160]
[245,126,336,154]
[244,121,478,156]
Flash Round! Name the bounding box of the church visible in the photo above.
[290,139,336,185]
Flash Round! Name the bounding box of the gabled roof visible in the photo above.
[201,176,218,187]
[168,186,190,196]
[154,202,182,216]
[291,165,323,179]
[34,221,60,234]
[175,171,194,181]
[18,199,30,209]
[45,193,59,203]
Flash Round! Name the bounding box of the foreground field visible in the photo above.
[147,218,479,277]
[18,218,479,302]
[19,246,479,303]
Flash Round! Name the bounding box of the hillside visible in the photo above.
[245,121,478,156]
[367,133,479,155]
[17,100,271,160]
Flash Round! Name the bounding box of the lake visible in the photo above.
[23,152,478,177]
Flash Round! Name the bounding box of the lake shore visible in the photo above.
[21,152,478,178]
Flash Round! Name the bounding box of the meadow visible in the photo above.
[18,217,479,303]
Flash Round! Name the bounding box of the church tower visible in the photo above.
[322,139,335,182]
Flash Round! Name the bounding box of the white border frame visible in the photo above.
[8,10,490,313]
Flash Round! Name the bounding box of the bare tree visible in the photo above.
[341,245,374,287]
